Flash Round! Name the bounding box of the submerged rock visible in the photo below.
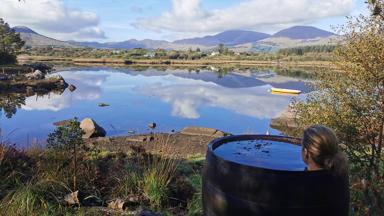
[80,118,106,138]
[68,84,77,92]
[98,102,110,107]
[181,126,230,138]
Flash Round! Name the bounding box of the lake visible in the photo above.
[0,67,311,147]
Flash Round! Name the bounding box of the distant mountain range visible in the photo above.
[13,25,338,52]
[272,26,334,39]
[174,30,270,46]
[13,26,77,48]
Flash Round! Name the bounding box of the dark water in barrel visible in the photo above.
[214,139,306,171]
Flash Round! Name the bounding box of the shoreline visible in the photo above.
[17,55,336,69]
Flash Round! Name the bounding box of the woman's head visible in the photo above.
[302,125,346,172]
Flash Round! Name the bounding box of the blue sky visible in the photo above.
[0,0,368,42]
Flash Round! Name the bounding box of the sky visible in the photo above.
[0,0,368,42]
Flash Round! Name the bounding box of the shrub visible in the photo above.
[47,119,83,191]
[141,136,182,209]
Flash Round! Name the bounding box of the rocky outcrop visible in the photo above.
[180,126,230,138]
[25,70,45,80]
[80,118,106,138]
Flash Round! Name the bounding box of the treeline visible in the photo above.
[278,45,338,56]
[26,47,209,60]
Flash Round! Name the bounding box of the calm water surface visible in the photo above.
[214,139,306,171]
[0,67,310,147]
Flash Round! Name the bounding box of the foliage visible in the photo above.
[141,137,182,209]
[186,174,203,216]
[278,45,337,56]
[47,119,83,191]
[0,180,69,216]
[0,18,24,65]
[0,141,34,199]
[293,14,384,214]
[47,119,83,150]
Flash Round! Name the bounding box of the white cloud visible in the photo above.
[0,0,106,40]
[134,0,355,34]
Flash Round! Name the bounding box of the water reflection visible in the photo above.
[135,79,292,119]
[21,72,109,112]
[0,67,309,145]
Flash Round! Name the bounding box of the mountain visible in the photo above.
[13,26,76,48]
[174,30,270,46]
[12,25,337,52]
[70,39,206,50]
[272,26,334,39]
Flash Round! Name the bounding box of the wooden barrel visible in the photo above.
[203,135,349,216]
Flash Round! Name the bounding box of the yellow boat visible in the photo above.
[270,87,301,94]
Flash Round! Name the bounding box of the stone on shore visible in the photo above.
[64,191,82,206]
[107,199,126,210]
[270,107,298,129]
[80,118,106,138]
[180,126,230,138]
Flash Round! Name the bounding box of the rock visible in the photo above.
[148,122,156,129]
[25,70,45,80]
[107,199,126,210]
[53,119,74,127]
[180,126,230,138]
[80,118,106,138]
[26,62,52,73]
[270,106,298,129]
[128,130,136,134]
[68,84,77,92]
[126,135,154,142]
[64,190,82,206]
[98,102,110,107]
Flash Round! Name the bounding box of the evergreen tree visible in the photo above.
[0,18,24,64]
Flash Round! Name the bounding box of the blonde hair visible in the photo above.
[302,125,347,174]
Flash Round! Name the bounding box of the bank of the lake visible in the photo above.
[17,55,336,69]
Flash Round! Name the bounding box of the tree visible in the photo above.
[47,119,84,191]
[0,18,24,64]
[218,43,225,54]
[293,9,384,215]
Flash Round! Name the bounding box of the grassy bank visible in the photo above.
[0,123,205,215]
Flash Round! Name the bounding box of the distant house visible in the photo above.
[210,51,220,56]
[144,52,155,58]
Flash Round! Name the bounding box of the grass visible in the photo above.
[0,180,69,216]
[186,174,203,216]
[0,129,205,215]
[141,135,182,209]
